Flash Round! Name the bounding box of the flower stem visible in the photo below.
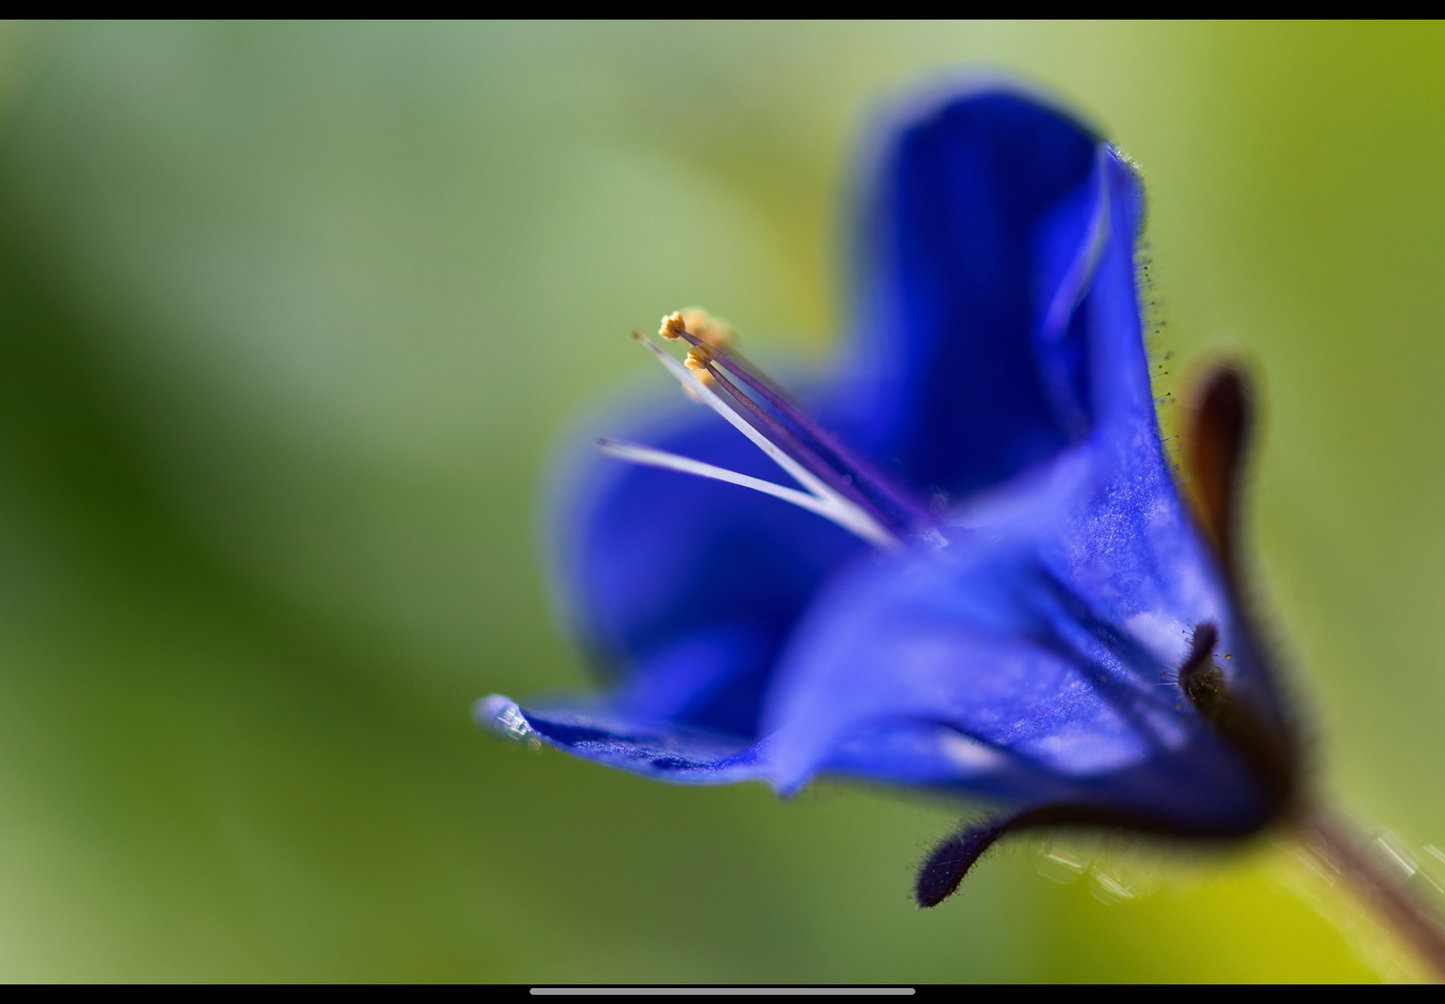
[1297,807,1445,981]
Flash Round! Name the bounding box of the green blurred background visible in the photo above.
[0,21,1440,982]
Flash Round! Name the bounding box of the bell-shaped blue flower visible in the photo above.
[479,85,1296,905]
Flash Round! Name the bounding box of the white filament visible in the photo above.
[618,335,900,550]
[599,439,843,522]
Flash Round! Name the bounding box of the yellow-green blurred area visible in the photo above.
[0,20,1441,982]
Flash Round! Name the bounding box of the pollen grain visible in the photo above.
[685,343,715,372]
[659,312,689,341]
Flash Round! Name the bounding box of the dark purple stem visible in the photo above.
[1297,808,1445,982]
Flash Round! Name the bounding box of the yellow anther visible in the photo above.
[680,307,737,350]
[685,343,715,372]
[683,345,717,390]
[659,312,689,341]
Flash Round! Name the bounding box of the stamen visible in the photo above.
[659,312,689,341]
[681,341,716,390]
[692,350,901,533]
[684,343,715,371]
[598,439,845,525]
[665,319,931,527]
[625,331,899,550]
[683,344,718,389]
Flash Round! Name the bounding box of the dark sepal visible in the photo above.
[916,805,1136,908]
[915,794,1280,908]
[916,815,1017,908]
[1185,362,1254,578]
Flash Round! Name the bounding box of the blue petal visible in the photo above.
[523,86,1287,829]
[836,89,1129,501]
[813,717,1082,804]
[475,694,776,784]
[760,440,1276,833]
[1084,149,1156,435]
[551,395,867,740]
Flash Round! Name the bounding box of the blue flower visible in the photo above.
[479,86,1297,906]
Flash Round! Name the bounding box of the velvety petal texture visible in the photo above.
[838,90,1101,499]
[482,85,1288,841]
[760,440,1275,833]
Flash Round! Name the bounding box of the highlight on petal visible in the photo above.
[1080,149,1155,434]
